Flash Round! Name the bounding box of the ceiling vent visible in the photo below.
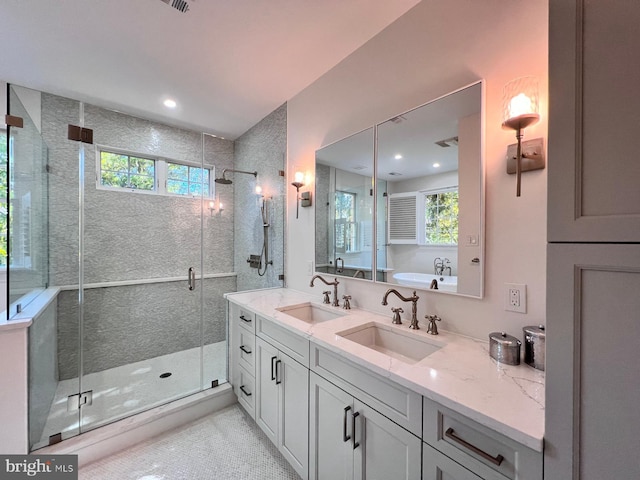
[435,136,459,148]
[159,0,190,13]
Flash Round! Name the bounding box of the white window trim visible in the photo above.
[95,145,215,198]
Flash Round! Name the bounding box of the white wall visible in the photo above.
[287,0,548,339]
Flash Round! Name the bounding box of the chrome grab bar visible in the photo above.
[188,267,196,290]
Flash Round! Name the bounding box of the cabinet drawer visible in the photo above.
[237,328,256,371]
[311,344,422,436]
[423,442,483,480]
[257,315,309,367]
[423,398,542,480]
[236,365,255,419]
[236,307,256,334]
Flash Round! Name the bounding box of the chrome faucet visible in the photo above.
[381,288,420,329]
[310,275,340,307]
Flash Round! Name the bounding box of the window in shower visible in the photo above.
[99,150,156,191]
[166,162,210,197]
[97,147,213,198]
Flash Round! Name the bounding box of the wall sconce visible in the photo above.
[502,76,546,197]
[291,171,312,219]
[208,199,223,216]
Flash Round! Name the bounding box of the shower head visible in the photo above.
[214,169,257,185]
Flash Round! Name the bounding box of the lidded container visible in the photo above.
[523,325,546,371]
[489,332,521,365]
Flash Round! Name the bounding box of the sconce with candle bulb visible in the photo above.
[291,170,312,219]
[502,76,546,197]
[208,198,223,216]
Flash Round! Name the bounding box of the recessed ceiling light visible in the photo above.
[394,154,403,160]
[433,163,441,168]
[163,99,177,109]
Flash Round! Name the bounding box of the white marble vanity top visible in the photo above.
[225,287,545,452]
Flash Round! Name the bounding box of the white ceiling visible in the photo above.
[0,0,420,139]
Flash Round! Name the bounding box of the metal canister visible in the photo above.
[489,332,521,365]
[523,325,546,371]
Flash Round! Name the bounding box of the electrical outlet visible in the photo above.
[505,283,527,313]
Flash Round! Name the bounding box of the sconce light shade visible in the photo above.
[502,76,540,130]
[291,171,305,219]
[502,76,541,197]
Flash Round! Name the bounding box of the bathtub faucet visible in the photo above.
[430,279,438,290]
[310,275,340,307]
[381,288,420,329]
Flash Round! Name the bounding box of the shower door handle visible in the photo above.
[188,267,196,290]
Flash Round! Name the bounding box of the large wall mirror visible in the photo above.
[314,81,483,297]
[315,128,376,280]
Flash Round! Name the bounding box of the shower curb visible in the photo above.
[37,384,236,467]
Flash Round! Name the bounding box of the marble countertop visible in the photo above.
[225,287,545,452]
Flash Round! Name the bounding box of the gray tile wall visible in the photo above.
[314,164,330,267]
[233,103,286,291]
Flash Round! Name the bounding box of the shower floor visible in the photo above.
[33,341,227,451]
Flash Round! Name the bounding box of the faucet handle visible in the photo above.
[322,291,331,304]
[425,314,441,335]
[391,307,404,325]
[342,295,352,310]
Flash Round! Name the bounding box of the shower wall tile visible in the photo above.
[57,276,235,379]
[28,300,59,446]
[233,103,286,291]
[315,163,330,267]
[42,93,236,286]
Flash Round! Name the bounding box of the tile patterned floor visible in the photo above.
[79,404,301,480]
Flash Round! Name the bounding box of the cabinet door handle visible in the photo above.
[239,315,251,323]
[239,345,252,354]
[239,385,252,397]
[444,427,504,466]
[352,412,360,450]
[275,359,282,385]
[271,356,277,381]
[343,406,352,442]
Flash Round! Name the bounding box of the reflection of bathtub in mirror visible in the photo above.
[392,272,457,292]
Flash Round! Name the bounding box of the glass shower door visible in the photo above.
[77,103,205,432]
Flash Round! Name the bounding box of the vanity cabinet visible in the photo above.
[255,337,309,478]
[422,442,483,480]
[229,303,256,418]
[309,372,421,480]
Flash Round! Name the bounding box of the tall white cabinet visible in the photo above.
[546,1,640,479]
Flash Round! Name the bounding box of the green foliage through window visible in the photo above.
[167,162,210,197]
[424,190,458,245]
[0,130,7,265]
[100,151,155,191]
[335,191,358,253]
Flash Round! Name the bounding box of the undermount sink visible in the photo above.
[276,302,346,324]
[337,322,443,364]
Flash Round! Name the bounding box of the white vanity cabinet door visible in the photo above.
[309,372,355,480]
[353,400,421,480]
[256,336,309,479]
[309,372,420,480]
[423,442,483,480]
[255,337,279,445]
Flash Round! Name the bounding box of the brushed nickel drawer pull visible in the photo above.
[445,427,504,466]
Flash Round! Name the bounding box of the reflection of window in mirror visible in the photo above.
[335,190,358,253]
[0,130,7,267]
[423,188,458,246]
